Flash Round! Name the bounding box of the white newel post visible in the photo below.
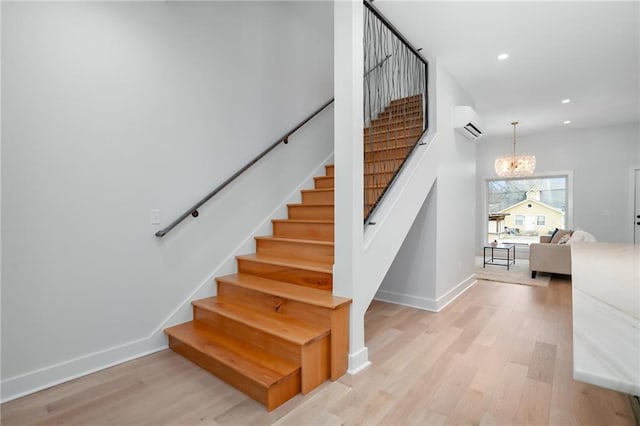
[333,0,370,374]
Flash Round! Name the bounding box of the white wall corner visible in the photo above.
[374,289,438,311]
[434,274,476,311]
[375,274,476,313]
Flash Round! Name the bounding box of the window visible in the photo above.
[487,175,568,245]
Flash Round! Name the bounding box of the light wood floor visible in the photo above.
[1,277,635,425]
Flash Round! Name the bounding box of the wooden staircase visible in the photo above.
[164,163,351,411]
[164,94,422,411]
[364,94,424,218]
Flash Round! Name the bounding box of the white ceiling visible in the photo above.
[375,1,640,138]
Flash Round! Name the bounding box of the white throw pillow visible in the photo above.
[568,230,597,244]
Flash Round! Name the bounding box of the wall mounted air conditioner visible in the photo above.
[454,106,483,139]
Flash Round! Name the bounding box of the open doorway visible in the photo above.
[487,176,569,255]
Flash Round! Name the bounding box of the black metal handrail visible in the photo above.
[155,98,334,237]
[364,54,392,78]
[364,2,428,67]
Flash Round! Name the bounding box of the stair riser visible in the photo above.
[371,111,423,124]
[389,94,422,104]
[365,173,395,187]
[301,190,334,205]
[216,282,331,328]
[378,103,422,113]
[314,176,334,189]
[364,138,416,153]
[288,205,334,220]
[379,101,422,111]
[168,336,300,411]
[366,187,385,200]
[367,120,423,133]
[379,111,422,121]
[387,98,422,109]
[364,128,422,141]
[364,146,412,162]
[193,307,300,364]
[256,239,334,264]
[325,165,334,176]
[364,160,405,175]
[236,258,333,290]
[272,221,334,242]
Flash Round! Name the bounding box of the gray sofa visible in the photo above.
[529,235,572,278]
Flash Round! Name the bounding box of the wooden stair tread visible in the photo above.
[374,111,423,119]
[363,121,423,134]
[365,143,415,153]
[236,254,332,274]
[365,183,394,189]
[272,219,333,225]
[217,273,350,309]
[164,321,298,386]
[365,156,412,163]
[255,236,334,247]
[287,203,334,207]
[300,188,333,193]
[390,94,422,103]
[193,297,330,346]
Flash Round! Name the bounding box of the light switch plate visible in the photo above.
[151,209,160,225]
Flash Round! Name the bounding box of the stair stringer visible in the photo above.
[361,133,439,308]
[343,130,441,373]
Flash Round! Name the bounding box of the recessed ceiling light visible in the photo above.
[563,120,571,124]
[497,53,509,60]
[561,99,571,104]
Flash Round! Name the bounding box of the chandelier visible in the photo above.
[494,121,536,177]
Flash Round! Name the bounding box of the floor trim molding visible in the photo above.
[347,347,371,375]
[374,273,477,312]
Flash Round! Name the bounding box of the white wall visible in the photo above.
[377,64,477,310]
[476,123,640,247]
[1,1,333,401]
[375,180,438,305]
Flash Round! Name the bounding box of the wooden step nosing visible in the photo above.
[271,219,334,224]
[192,299,331,346]
[235,254,333,274]
[363,129,423,138]
[215,274,350,310]
[287,203,334,208]
[255,236,335,247]
[300,188,334,194]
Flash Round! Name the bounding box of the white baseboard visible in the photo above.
[347,347,371,375]
[1,338,167,403]
[436,273,477,310]
[374,273,477,312]
[0,155,334,404]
